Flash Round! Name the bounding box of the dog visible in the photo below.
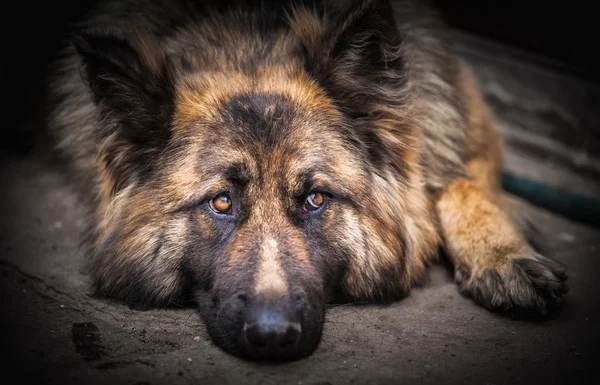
[46,0,568,361]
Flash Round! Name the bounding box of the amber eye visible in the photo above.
[304,192,325,212]
[209,193,233,214]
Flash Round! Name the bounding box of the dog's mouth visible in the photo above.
[195,288,325,361]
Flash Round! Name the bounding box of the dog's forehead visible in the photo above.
[165,70,368,202]
[237,93,364,170]
[218,91,312,144]
[183,91,352,167]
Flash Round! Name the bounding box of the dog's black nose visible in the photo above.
[243,307,301,359]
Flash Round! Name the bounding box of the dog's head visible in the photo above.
[73,0,437,361]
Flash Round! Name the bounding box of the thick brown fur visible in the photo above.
[46,0,567,361]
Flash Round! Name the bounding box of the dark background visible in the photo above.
[434,0,596,81]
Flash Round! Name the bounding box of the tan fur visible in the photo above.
[254,237,289,296]
[174,68,333,133]
[128,29,166,75]
[287,5,326,64]
[438,179,531,277]
[436,61,534,284]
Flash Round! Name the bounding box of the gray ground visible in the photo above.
[1,30,599,385]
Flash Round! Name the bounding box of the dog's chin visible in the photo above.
[195,290,325,362]
[216,338,323,363]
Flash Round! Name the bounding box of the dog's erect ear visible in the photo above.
[292,0,414,176]
[73,31,174,148]
[294,0,407,112]
[73,31,175,192]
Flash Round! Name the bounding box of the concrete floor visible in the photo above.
[1,30,600,385]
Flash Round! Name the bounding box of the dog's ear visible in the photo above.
[294,0,407,113]
[292,0,415,176]
[73,31,175,192]
[73,31,174,147]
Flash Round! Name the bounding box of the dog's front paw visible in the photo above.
[457,253,568,317]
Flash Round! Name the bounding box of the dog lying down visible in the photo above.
[46,0,568,361]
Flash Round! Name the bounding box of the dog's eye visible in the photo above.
[209,193,232,214]
[304,192,325,212]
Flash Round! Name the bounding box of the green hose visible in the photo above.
[501,172,600,228]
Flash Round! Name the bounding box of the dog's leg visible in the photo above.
[436,138,567,316]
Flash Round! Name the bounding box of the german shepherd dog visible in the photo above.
[47,0,568,361]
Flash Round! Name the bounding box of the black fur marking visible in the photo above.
[223,163,253,186]
[328,0,402,71]
[192,227,326,361]
[219,92,300,150]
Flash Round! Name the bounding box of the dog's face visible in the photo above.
[73,0,436,361]
[174,84,366,360]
